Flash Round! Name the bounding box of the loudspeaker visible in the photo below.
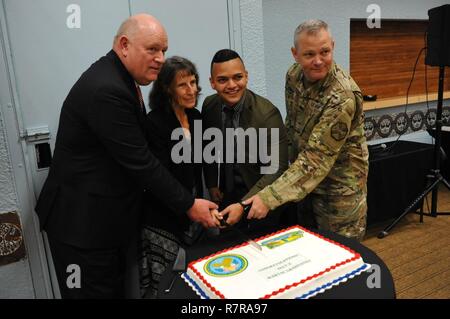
[425,4,450,67]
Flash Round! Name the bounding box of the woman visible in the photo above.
[139,56,207,298]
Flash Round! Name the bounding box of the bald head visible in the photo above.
[113,14,168,85]
[114,14,165,46]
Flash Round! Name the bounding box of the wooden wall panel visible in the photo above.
[350,20,450,101]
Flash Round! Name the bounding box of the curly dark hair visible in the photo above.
[149,56,201,111]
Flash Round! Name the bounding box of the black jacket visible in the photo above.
[35,50,194,249]
[142,107,203,236]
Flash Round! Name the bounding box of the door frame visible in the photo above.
[0,0,54,298]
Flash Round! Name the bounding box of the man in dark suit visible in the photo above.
[35,14,218,298]
[202,49,288,231]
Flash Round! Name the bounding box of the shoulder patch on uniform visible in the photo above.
[331,121,348,141]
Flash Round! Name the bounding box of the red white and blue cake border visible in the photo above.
[182,225,371,299]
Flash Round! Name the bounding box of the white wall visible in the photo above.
[240,0,268,97]
[259,0,450,122]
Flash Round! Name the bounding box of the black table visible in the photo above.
[157,226,395,299]
[367,141,434,225]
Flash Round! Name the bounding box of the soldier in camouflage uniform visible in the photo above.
[243,20,369,241]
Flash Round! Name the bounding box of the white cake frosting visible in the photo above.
[182,225,369,299]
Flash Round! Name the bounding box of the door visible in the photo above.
[3,0,130,196]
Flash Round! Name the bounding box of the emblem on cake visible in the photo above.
[204,254,248,277]
[261,230,304,249]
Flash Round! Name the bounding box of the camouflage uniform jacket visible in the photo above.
[258,62,369,210]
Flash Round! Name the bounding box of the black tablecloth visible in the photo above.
[157,225,395,299]
[367,141,434,225]
[441,129,450,180]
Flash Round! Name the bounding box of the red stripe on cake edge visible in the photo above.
[188,225,361,299]
[257,226,361,299]
[251,224,300,243]
[189,264,225,299]
[297,226,360,257]
[260,255,361,299]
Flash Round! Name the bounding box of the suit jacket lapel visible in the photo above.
[239,91,253,130]
[204,98,222,130]
[107,50,144,116]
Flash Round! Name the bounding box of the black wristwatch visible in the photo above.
[239,201,251,214]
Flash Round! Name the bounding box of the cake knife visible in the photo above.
[219,203,262,251]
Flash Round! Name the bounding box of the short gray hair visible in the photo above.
[293,19,332,47]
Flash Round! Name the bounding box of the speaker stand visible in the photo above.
[378,66,450,239]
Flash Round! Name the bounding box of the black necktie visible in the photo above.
[136,84,145,114]
[223,107,235,193]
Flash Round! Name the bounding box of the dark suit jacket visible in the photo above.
[142,107,203,237]
[202,89,289,200]
[35,50,194,249]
